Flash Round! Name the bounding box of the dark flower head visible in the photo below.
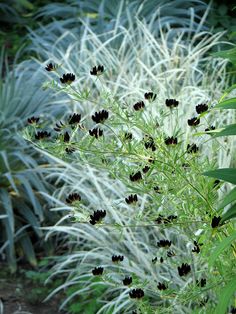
[152,257,157,264]
[157,239,172,248]
[64,131,70,143]
[153,186,161,193]
[144,136,156,151]
[92,267,103,276]
[196,278,206,287]
[112,255,124,262]
[160,257,164,263]
[129,288,144,299]
[133,101,145,111]
[45,63,56,72]
[28,116,39,124]
[89,210,106,225]
[54,121,65,132]
[167,250,175,257]
[130,171,142,182]
[66,193,81,204]
[90,65,104,76]
[230,307,236,314]
[164,136,178,145]
[144,92,157,101]
[165,99,179,108]
[89,127,103,138]
[196,103,208,114]
[35,131,50,140]
[192,240,202,254]
[211,216,221,228]
[177,263,191,276]
[123,276,132,286]
[69,113,81,124]
[187,143,199,154]
[125,194,138,204]
[188,117,200,127]
[60,73,75,84]
[157,282,168,290]
[92,110,109,124]
[124,132,132,140]
[65,147,76,154]
[205,125,215,132]
[142,166,150,173]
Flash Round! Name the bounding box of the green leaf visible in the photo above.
[218,187,236,209]
[214,98,236,109]
[209,232,236,266]
[213,124,236,137]
[203,168,236,184]
[221,203,236,223]
[215,276,236,314]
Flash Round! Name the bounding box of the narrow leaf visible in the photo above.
[203,168,236,184]
[221,203,236,223]
[215,276,236,314]
[214,98,236,109]
[218,187,236,209]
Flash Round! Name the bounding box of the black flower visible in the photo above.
[211,216,221,228]
[196,103,208,114]
[92,267,103,276]
[187,143,199,154]
[64,131,70,143]
[125,194,138,204]
[60,73,75,84]
[144,136,156,151]
[123,276,132,286]
[153,186,161,193]
[69,113,81,124]
[92,110,109,123]
[35,131,50,140]
[160,257,164,263]
[205,125,215,132]
[192,240,202,254]
[66,193,81,204]
[152,257,157,264]
[133,101,145,111]
[188,117,200,127]
[167,250,175,257]
[89,210,106,225]
[90,65,104,76]
[230,307,236,313]
[54,121,65,132]
[142,166,150,173]
[124,132,132,140]
[157,282,168,290]
[157,239,172,248]
[165,99,179,108]
[130,171,142,182]
[164,136,178,145]
[45,63,56,71]
[28,116,39,124]
[129,288,144,299]
[65,147,76,154]
[144,92,157,101]
[89,127,103,138]
[112,255,124,262]
[177,263,191,276]
[196,278,206,287]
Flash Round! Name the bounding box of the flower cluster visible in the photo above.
[165,98,179,108]
[90,65,104,76]
[92,267,104,276]
[177,263,191,276]
[89,127,103,138]
[92,110,109,124]
[66,193,81,204]
[60,73,75,84]
[133,101,145,111]
[157,239,172,248]
[89,210,106,225]
[129,288,144,299]
[125,194,138,204]
[112,255,124,262]
[35,131,50,140]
